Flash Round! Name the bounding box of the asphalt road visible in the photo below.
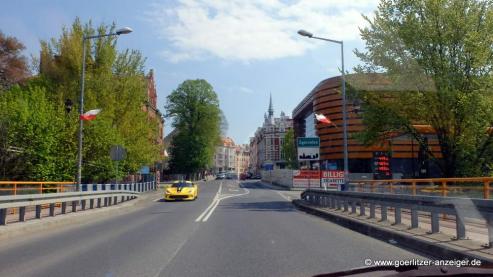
[0,180,425,277]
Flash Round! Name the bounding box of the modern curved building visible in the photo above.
[292,74,442,179]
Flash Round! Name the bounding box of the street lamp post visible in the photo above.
[76,27,133,191]
[297,29,349,189]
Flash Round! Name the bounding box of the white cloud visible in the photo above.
[145,0,378,62]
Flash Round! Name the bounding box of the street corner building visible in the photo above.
[249,95,293,175]
[292,73,442,180]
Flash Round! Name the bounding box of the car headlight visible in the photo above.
[165,189,172,193]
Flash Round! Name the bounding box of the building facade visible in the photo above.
[292,74,442,179]
[214,137,237,173]
[250,95,293,173]
[235,144,250,174]
[143,69,166,181]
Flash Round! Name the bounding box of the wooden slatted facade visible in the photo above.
[292,75,442,178]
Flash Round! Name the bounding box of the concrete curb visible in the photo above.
[292,199,493,265]
[0,191,158,242]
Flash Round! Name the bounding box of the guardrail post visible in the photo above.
[19,207,26,222]
[343,199,348,212]
[484,181,490,199]
[71,201,77,213]
[61,202,67,214]
[114,196,118,204]
[441,181,448,197]
[412,181,417,196]
[411,207,418,228]
[81,200,86,210]
[351,200,357,214]
[0,209,7,225]
[104,197,108,207]
[35,205,41,219]
[49,203,55,216]
[369,202,375,219]
[127,195,130,201]
[90,199,94,209]
[456,214,466,240]
[381,204,388,222]
[431,211,440,233]
[394,207,401,225]
[487,215,493,248]
[108,197,113,206]
[97,198,102,208]
[359,201,365,216]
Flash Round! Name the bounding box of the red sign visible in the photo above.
[293,170,320,179]
[321,170,344,179]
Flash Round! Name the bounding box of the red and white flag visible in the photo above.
[80,109,101,121]
[315,113,339,128]
[315,113,332,124]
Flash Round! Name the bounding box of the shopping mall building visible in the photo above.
[292,74,442,180]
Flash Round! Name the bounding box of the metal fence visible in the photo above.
[0,181,156,225]
[301,189,493,247]
[0,181,157,196]
[349,177,493,199]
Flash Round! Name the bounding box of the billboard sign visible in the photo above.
[297,137,320,161]
[321,170,345,190]
[292,170,320,188]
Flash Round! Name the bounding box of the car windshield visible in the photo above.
[171,183,193,188]
[2,0,493,276]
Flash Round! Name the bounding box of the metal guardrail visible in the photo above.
[0,181,157,225]
[301,189,493,247]
[350,177,493,199]
[0,181,157,195]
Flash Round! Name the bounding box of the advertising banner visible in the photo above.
[292,170,320,188]
[321,170,344,190]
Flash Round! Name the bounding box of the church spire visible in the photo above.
[268,93,274,117]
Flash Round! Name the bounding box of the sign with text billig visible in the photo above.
[321,170,345,190]
[297,137,320,161]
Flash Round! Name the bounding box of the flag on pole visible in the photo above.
[80,109,101,121]
[315,113,332,124]
[315,113,338,128]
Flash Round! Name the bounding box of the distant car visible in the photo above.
[216,173,226,179]
[164,181,198,201]
[253,175,261,179]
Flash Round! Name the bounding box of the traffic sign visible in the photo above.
[110,145,127,161]
[297,137,320,161]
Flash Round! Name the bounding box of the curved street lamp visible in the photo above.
[76,27,133,190]
[297,29,349,189]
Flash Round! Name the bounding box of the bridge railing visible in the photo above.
[349,177,493,199]
[0,181,157,225]
[301,189,493,247]
[0,181,157,196]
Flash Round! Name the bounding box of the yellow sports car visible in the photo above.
[164,181,199,201]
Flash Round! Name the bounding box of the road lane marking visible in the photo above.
[201,185,250,222]
[195,182,222,222]
[276,191,291,202]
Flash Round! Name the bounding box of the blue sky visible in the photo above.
[0,0,378,144]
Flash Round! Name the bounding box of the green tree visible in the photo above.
[165,80,222,178]
[281,128,297,169]
[353,0,493,177]
[0,18,162,182]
